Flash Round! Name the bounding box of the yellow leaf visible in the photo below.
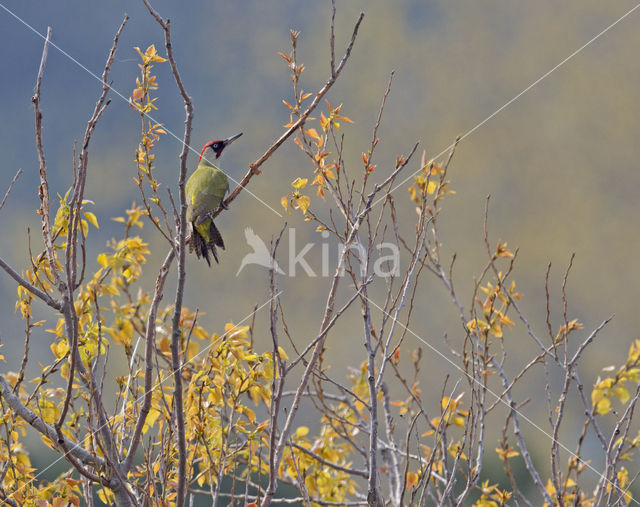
[613,386,630,404]
[278,346,289,361]
[295,426,309,438]
[291,177,308,189]
[594,394,611,415]
[51,339,70,359]
[296,195,310,214]
[84,211,99,229]
[406,471,419,489]
[320,112,330,131]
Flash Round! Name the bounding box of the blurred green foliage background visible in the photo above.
[1,0,640,485]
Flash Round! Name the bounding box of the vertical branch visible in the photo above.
[32,27,60,287]
[124,250,175,473]
[265,224,287,502]
[330,0,336,77]
[141,2,193,505]
[361,282,380,505]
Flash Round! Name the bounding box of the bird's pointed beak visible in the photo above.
[223,132,243,146]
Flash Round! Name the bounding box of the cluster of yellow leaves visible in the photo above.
[424,393,468,437]
[273,363,369,501]
[53,188,100,242]
[177,323,286,492]
[409,151,455,206]
[473,480,512,507]
[308,102,350,197]
[283,100,352,214]
[129,45,166,113]
[130,62,162,224]
[112,201,146,233]
[8,157,368,505]
[281,177,312,214]
[495,445,519,462]
[466,269,519,341]
[130,44,167,216]
[280,424,358,501]
[15,187,101,325]
[605,467,632,505]
[15,255,55,321]
[543,477,595,507]
[0,393,83,505]
[592,339,640,415]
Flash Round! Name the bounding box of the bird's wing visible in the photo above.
[186,166,229,223]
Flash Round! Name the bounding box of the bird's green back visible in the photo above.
[186,159,229,224]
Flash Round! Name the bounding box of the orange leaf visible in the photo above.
[132,88,144,101]
[306,128,320,140]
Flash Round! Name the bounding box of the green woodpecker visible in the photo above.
[186,132,242,266]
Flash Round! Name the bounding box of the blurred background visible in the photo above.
[1,0,640,496]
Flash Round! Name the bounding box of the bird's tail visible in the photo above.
[188,219,225,267]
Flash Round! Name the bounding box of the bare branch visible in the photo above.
[0,169,22,211]
[32,27,60,287]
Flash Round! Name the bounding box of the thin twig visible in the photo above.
[0,169,22,211]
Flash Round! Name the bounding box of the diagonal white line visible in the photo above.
[364,295,639,505]
[0,2,283,218]
[3,292,281,504]
[374,2,640,210]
